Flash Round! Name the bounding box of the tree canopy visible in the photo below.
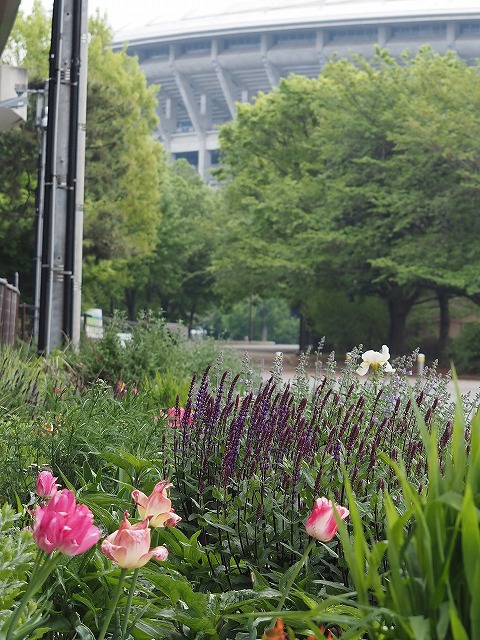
[138,159,218,329]
[214,47,480,354]
[0,5,166,317]
[4,5,480,353]
[82,19,165,314]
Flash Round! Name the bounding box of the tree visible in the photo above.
[139,159,218,331]
[213,75,328,349]
[1,0,50,79]
[0,1,50,298]
[369,49,480,352]
[0,7,166,318]
[82,19,164,315]
[215,48,480,354]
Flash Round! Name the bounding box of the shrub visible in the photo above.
[70,311,248,389]
[450,322,480,374]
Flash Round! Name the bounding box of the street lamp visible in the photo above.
[0,94,27,109]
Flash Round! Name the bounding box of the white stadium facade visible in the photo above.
[113,0,480,180]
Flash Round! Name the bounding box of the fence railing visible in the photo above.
[0,278,20,346]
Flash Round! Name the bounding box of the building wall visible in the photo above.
[115,7,480,179]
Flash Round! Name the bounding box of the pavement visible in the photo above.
[223,341,480,399]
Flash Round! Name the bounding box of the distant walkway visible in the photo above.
[223,341,480,400]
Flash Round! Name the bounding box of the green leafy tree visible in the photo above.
[0,122,38,296]
[139,159,218,331]
[1,8,166,317]
[0,1,50,298]
[215,48,480,354]
[1,0,50,79]
[205,297,299,343]
[82,19,164,316]
[213,75,327,349]
[369,49,480,353]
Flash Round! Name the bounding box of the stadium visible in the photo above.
[113,0,480,179]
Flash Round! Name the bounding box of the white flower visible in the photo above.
[356,345,395,376]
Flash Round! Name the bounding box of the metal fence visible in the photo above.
[0,277,19,346]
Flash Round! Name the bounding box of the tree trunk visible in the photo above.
[146,282,154,305]
[248,296,254,341]
[387,296,415,356]
[260,302,268,341]
[125,288,136,321]
[298,312,310,353]
[438,291,450,358]
[188,308,195,337]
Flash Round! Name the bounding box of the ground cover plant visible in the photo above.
[0,337,478,638]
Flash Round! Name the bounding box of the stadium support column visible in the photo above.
[171,67,206,174]
[156,96,176,151]
[212,39,237,118]
[446,22,458,49]
[261,34,281,88]
[37,0,88,354]
[377,25,388,47]
[198,93,211,177]
[171,62,213,178]
[316,29,327,68]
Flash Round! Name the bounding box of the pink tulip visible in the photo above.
[33,489,102,555]
[35,470,59,499]
[132,479,182,528]
[305,497,349,542]
[101,512,169,569]
[164,407,192,427]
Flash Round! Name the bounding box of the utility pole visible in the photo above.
[37,0,88,354]
[32,85,48,341]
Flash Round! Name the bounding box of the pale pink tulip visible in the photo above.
[305,497,349,542]
[33,489,102,555]
[35,470,59,499]
[163,511,182,527]
[132,479,182,528]
[101,512,168,569]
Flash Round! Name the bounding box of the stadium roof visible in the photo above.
[114,0,480,44]
[113,0,480,179]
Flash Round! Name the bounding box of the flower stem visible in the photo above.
[2,550,64,640]
[120,568,140,639]
[97,568,127,640]
[276,537,316,612]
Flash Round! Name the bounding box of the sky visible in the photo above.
[19,0,237,33]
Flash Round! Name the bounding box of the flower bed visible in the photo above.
[0,343,477,639]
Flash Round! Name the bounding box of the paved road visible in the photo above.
[224,341,480,399]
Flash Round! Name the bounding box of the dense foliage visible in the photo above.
[1,333,478,638]
[3,7,480,359]
[214,48,480,356]
[0,5,219,327]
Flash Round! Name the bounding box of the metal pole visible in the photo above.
[38,0,86,353]
[38,0,64,353]
[33,86,47,340]
[249,295,254,341]
[71,0,88,348]
[63,0,82,340]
